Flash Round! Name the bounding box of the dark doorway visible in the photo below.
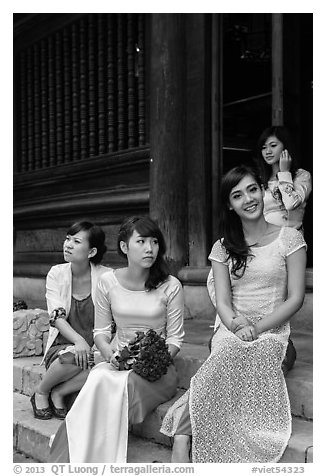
[214,13,313,266]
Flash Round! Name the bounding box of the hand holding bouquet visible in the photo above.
[113,329,172,382]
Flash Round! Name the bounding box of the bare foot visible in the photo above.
[171,435,191,463]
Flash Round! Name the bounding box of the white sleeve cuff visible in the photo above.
[166,337,183,349]
[93,325,112,339]
[277,171,293,183]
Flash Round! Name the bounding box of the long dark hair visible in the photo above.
[67,221,107,264]
[255,126,299,188]
[117,216,169,290]
[217,165,262,278]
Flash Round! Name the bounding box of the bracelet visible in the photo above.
[49,307,67,327]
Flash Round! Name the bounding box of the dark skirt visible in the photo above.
[44,344,70,370]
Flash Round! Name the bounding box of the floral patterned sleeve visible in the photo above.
[277,169,312,211]
[208,239,228,264]
[49,307,67,327]
[281,227,307,257]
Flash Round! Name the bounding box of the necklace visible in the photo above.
[245,222,269,247]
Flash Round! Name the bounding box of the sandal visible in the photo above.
[30,393,52,420]
[49,394,67,420]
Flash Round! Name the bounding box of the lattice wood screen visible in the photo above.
[16,13,146,172]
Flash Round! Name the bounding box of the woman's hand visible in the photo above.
[168,343,180,360]
[74,337,91,370]
[100,344,114,364]
[230,316,249,333]
[94,333,115,363]
[279,149,292,173]
[109,352,120,369]
[234,324,258,342]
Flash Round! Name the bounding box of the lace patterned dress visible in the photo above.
[161,227,306,463]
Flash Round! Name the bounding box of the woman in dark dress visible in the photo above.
[30,221,108,420]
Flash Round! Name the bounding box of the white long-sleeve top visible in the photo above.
[41,262,109,364]
[263,168,312,229]
[93,269,185,351]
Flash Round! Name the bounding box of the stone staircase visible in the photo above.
[13,287,313,463]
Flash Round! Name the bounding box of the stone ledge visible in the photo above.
[13,392,60,463]
[13,277,46,303]
[286,362,313,419]
[178,266,313,291]
[133,398,313,463]
[13,340,313,419]
[13,392,172,463]
[14,389,313,463]
[13,309,49,358]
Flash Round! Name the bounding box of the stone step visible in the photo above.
[286,361,313,419]
[131,387,313,456]
[133,403,313,464]
[13,332,313,420]
[14,392,61,463]
[14,451,39,463]
[290,292,313,334]
[182,310,313,348]
[280,419,313,463]
[13,392,312,463]
[181,273,313,335]
[182,323,312,361]
[290,331,313,365]
[14,271,313,338]
[13,393,171,463]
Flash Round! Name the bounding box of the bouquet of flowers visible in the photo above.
[114,329,172,382]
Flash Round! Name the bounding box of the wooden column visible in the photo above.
[185,14,210,266]
[149,14,187,274]
[211,14,224,242]
[272,13,283,125]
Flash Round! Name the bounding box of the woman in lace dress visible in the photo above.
[161,165,306,463]
[49,216,184,463]
[209,127,311,369]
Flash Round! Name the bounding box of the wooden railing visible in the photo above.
[15,13,146,173]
